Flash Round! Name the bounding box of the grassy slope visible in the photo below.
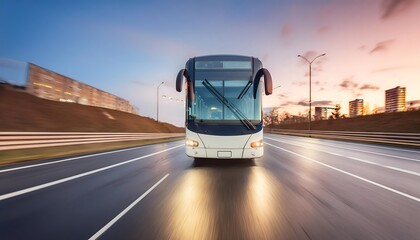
[0,86,183,133]
[268,110,420,133]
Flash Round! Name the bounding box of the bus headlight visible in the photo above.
[186,139,199,147]
[250,139,263,148]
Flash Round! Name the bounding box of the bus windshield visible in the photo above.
[189,79,261,123]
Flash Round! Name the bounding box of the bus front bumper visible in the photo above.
[186,147,263,159]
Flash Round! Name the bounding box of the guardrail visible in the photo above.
[265,129,420,147]
[0,132,185,151]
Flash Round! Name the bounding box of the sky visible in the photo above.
[1,0,419,127]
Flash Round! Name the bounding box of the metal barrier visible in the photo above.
[0,132,185,151]
[265,129,420,147]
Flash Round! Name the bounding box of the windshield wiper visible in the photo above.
[202,79,256,130]
[237,81,252,99]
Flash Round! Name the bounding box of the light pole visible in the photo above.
[157,82,164,122]
[297,53,326,134]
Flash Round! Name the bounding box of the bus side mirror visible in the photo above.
[176,69,189,92]
[253,68,273,98]
[176,69,194,102]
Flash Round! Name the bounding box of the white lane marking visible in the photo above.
[265,137,420,177]
[88,174,169,240]
[329,152,343,157]
[266,133,420,154]
[0,145,182,201]
[265,136,420,162]
[0,141,182,173]
[347,157,420,177]
[265,142,420,203]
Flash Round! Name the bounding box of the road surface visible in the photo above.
[0,133,419,239]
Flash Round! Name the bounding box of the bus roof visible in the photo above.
[193,55,254,61]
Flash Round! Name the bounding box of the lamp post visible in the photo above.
[157,82,164,122]
[297,53,326,134]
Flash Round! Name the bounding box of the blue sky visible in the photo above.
[1,0,420,127]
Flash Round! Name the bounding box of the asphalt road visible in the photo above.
[0,133,419,240]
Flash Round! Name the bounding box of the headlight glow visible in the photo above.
[250,139,263,148]
[186,139,199,147]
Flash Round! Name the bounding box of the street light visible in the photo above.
[297,53,326,134]
[157,82,164,122]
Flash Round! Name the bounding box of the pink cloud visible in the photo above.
[317,26,330,34]
[359,84,380,90]
[339,77,359,89]
[369,40,395,54]
[281,24,293,38]
[381,0,417,19]
[371,65,410,73]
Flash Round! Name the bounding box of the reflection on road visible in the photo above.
[157,159,302,239]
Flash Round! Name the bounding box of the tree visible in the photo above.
[331,104,342,119]
[372,104,380,114]
[263,108,280,126]
[363,103,370,115]
[263,112,272,126]
[279,111,291,124]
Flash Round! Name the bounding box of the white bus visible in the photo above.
[176,55,272,159]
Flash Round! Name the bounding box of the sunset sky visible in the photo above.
[1,0,419,127]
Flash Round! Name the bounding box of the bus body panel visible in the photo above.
[185,128,263,159]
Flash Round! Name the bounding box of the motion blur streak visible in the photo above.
[155,165,299,239]
[265,142,420,203]
[1,137,419,239]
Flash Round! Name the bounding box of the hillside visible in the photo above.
[267,110,420,133]
[0,86,183,133]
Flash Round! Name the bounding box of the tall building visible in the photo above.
[349,99,363,118]
[25,63,138,115]
[315,107,328,120]
[385,86,406,112]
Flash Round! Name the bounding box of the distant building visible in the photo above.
[349,99,363,117]
[25,63,138,115]
[315,107,328,120]
[385,86,406,112]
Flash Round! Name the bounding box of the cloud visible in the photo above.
[339,77,359,89]
[339,77,364,97]
[292,81,306,86]
[281,24,293,38]
[277,94,288,99]
[381,0,417,19]
[338,77,380,97]
[370,40,395,54]
[358,45,367,51]
[317,26,330,34]
[312,100,335,106]
[279,100,334,107]
[279,101,303,107]
[359,84,380,90]
[297,101,308,107]
[371,65,409,73]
